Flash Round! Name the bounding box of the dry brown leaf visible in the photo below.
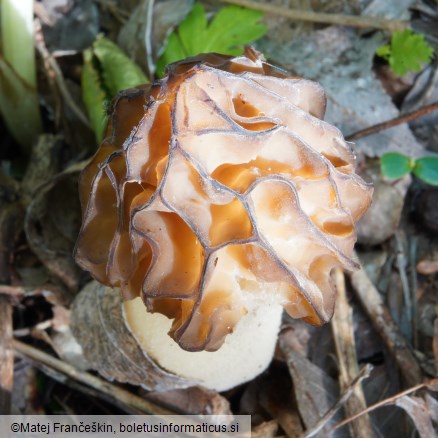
[11,361,43,414]
[356,164,410,246]
[427,380,438,392]
[70,281,192,391]
[395,395,438,438]
[25,165,83,291]
[0,169,23,284]
[144,386,231,416]
[118,0,193,75]
[252,420,279,438]
[417,260,438,275]
[279,321,313,358]
[280,336,347,437]
[49,305,89,370]
[21,135,63,208]
[425,394,438,424]
[434,318,438,375]
[260,26,424,158]
[259,369,304,437]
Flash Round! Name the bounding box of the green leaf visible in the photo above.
[380,152,414,180]
[178,3,208,56]
[376,30,434,76]
[204,5,267,53]
[81,37,149,143]
[92,37,148,95]
[155,32,187,78]
[81,49,108,144]
[375,44,391,59]
[157,3,267,77]
[413,157,438,186]
[0,56,42,149]
[0,0,42,152]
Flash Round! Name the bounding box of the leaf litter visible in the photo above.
[1,0,438,436]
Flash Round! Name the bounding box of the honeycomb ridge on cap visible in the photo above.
[75,49,373,352]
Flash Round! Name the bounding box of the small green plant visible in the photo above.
[381,152,438,185]
[376,29,434,76]
[0,0,42,152]
[156,3,267,77]
[82,37,149,143]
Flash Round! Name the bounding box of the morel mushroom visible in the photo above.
[74,48,372,389]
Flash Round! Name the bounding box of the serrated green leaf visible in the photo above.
[81,37,149,143]
[81,49,108,144]
[413,156,438,186]
[157,3,267,77]
[155,32,187,78]
[380,152,414,180]
[377,30,434,76]
[178,3,208,56]
[92,37,148,95]
[202,5,266,53]
[375,44,391,59]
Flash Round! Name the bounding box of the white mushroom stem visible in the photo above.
[123,299,283,391]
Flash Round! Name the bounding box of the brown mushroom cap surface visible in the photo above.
[75,49,373,352]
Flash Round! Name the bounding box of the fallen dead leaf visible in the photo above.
[259,368,304,438]
[395,395,438,438]
[252,419,279,438]
[425,394,438,424]
[280,336,348,437]
[50,305,89,370]
[417,260,438,275]
[260,26,424,158]
[143,386,231,416]
[70,281,191,391]
[434,318,438,375]
[25,167,82,291]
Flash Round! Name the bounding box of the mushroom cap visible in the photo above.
[75,49,373,352]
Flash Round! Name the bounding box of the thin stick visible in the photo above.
[0,285,25,297]
[0,285,63,300]
[144,0,155,79]
[303,364,373,438]
[217,0,407,32]
[13,339,177,416]
[409,237,419,349]
[330,269,373,438]
[0,296,13,414]
[349,252,422,387]
[27,359,141,414]
[395,232,412,342]
[346,101,438,141]
[34,19,91,128]
[329,377,438,433]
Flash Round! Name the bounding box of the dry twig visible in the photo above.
[0,285,26,298]
[302,364,373,438]
[218,0,407,31]
[329,377,438,433]
[34,19,91,128]
[0,296,13,414]
[395,232,413,342]
[346,101,438,142]
[409,237,419,349]
[330,269,373,438]
[349,252,422,387]
[13,340,178,416]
